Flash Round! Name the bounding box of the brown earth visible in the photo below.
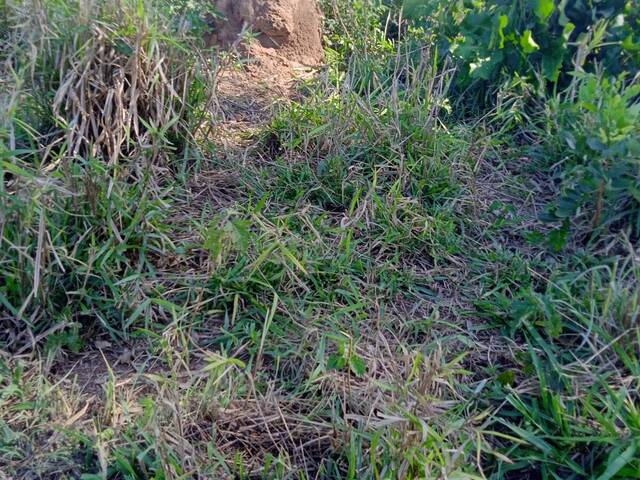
[209,0,324,74]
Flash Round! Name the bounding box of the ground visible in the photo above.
[0,61,543,477]
[1,1,638,478]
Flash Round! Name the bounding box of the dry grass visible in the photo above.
[7,0,218,167]
[1,314,479,478]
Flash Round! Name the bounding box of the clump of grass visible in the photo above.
[0,0,218,348]
[264,47,458,208]
[6,0,217,165]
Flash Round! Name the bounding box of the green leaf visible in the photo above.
[535,0,554,21]
[498,15,509,48]
[202,357,246,372]
[0,292,18,316]
[596,442,637,480]
[558,0,570,25]
[231,219,252,252]
[546,220,570,252]
[563,131,577,150]
[279,244,308,274]
[204,222,225,257]
[622,34,640,52]
[563,22,575,41]
[498,418,553,454]
[542,50,564,82]
[327,354,347,371]
[349,355,367,377]
[520,30,540,54]
[136,0,145,19]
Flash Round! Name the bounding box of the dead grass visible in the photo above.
[7,0,218,167]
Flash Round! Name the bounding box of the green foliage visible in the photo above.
[404,0,640,106]
[326,333,367,377]
[321,0,397,92]
[265,47,460,210]
[0,0,216,343]
[473,248,640,477]
[0,156,170,340]
[543,73,640,235]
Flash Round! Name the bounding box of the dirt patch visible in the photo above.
[210,0,324,73]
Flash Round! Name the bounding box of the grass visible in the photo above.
[1,0,639,478]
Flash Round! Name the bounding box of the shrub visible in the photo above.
[404,0,640,107]
[542,73,640,236]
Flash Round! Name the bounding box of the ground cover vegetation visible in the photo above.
[1,0,639,478]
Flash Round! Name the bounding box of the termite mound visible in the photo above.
[209,0,324,69]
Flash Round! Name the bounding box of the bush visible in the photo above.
[542,73,640,236]
[404,0,640,107]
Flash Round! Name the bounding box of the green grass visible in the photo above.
[1,0,639,478]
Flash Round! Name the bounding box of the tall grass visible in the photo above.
[0,0,218,348]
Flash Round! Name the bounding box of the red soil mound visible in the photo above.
[210,0,324,70]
